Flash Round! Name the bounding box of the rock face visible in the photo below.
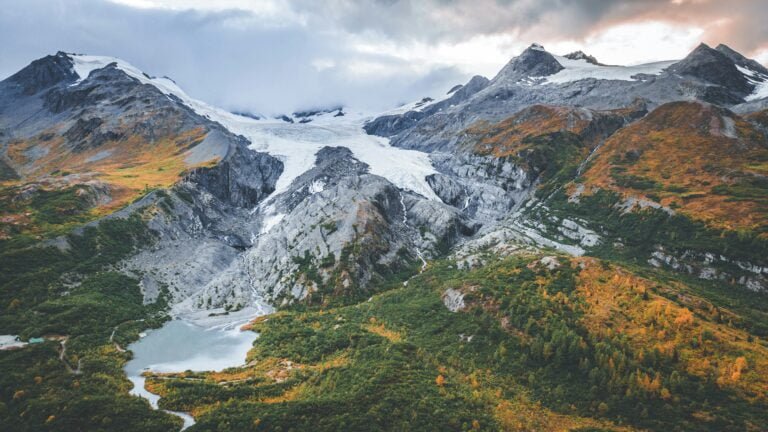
[185,141,283,208]
[493,43,564,82]
[667,43,753,100]
[222,146,475,306]
[427,153,531,222]
[86,138,284,311]
[564,51,601,65]
[4,52,77,95]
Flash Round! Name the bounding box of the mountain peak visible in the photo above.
[693,41,715,52]
[669,42,752,95]
[715,43,768,76]
[564,50,602,65]
[715,43,739,56]
[6,52,78,95]
[494,43,563,82]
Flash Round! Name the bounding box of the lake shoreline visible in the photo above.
[123,309,264,430]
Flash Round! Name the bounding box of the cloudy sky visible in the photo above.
[1,0,767,114]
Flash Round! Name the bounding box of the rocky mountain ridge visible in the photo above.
[1,43,767,320]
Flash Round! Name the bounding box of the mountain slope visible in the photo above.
[577,101,768,232]
[145,254,768,432]
[1,43,768,432]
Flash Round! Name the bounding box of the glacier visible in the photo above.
[69,54,441,203]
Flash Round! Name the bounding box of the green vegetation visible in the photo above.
[0,212,180,431]
[515,131,585,196]
[0,185,97,241]
[537,188,768,334]
[147,256,768,431]
[611,173,660,191]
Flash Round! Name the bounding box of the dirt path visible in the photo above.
[109,319,146,353]
[58,338,82,375]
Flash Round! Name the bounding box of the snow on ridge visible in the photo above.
[736,65,768,101]
[544,55,677,85]
[71,55,152,85]
[67,54,441,204]
[378,85,457,117]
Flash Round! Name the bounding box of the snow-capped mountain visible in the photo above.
[1,42,767,318]
[3,40,768,432]
[366,42,768,152]
[0,51,476,314]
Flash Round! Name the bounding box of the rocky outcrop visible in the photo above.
[427,153,532,221]
[185,139,283,208]
[564,51,602,65]
[4,51,77,95]
[648,247,767,293]
[493,43,564,83]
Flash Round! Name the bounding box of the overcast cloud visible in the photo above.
[1,0,767,115]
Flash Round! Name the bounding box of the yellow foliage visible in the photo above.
[435,374,446,387]
[574,257,768,402]
[579,101,768,231]
[363,322,403,343]
[674,308,694,329]
[468,105,595,158]
[660,388,672,400]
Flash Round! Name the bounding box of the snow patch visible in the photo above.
[737,64,768,101]
[308,179,325,194]
[544,55,676,85]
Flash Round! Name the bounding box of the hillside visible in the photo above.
[144,255,768,431]
[576,101,768,232]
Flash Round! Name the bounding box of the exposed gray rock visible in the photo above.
[4,51,77,95]
[564,51,602,66]
[427,153,531,221]
[442,288,466,312]
[648,246,767,293]
[366,43,763,154]
[493,43,563,84]
[185,141,283,208]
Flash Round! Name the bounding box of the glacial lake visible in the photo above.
[124,318,258,430]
